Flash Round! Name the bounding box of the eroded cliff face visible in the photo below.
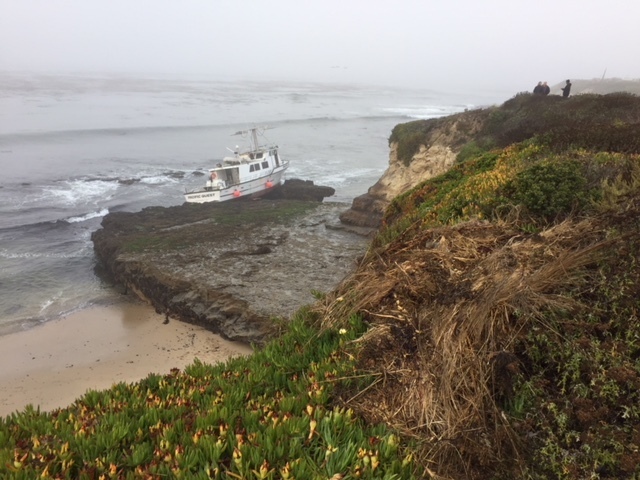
[340,110,486,228]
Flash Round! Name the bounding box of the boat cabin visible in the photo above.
[204,148,282,190]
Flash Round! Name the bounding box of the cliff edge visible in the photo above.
[340,78,640,229]
[322,90,640,478]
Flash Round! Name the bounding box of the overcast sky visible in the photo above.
[1,0,639,94]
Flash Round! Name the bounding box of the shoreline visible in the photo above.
[0,299,253,418]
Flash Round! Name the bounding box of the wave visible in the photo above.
[0,124,215,142]
[381,104,473,119]
[139,173,184,185]
[0,104,467,142]
[0,170,186,230]
[65,208,109,223]
[0,249,93,259]
[42,179,119,206]
[274,115,396,127]
[0,207,108,235]
[37,172,184,204]
[0,297,98,337]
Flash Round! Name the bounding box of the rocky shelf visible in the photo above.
[92,180,370,345]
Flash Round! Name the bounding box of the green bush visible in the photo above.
[501,160,590,219]
[456,139,495,163]
[395,131,425,167]
[389,119,442,166]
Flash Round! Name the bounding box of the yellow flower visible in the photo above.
[308,419,317,440]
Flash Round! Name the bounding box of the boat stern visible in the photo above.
[184,189,221,203]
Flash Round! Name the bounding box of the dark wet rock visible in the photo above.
[117,178,140,185]
[264,179,336,202]
[338,193,386,229]
[92,181,367,345]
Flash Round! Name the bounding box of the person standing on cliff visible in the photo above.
[533,82,543,94]
[561,79,572,98]
[542,81,550,95]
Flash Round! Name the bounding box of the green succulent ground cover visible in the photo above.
[0,311,415,479]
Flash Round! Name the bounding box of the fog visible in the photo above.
[1,0,639,95]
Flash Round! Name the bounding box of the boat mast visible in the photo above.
[251,128,259,151]
[232,126,269,151]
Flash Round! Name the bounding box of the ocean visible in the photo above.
[0,72,506,336]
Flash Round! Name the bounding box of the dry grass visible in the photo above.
[316,213,619,478]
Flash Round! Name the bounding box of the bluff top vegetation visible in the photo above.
[327,92,640,478]
[2,92,640,479]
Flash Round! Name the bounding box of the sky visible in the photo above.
[1,0,639,95]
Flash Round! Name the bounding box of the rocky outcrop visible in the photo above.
[340,108,487,228]
[262,178,336,202]
[92,181,368,345]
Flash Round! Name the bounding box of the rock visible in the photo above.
[264,178,336,202]
[338,192,387,228]
[92,184,367,345]
[339,110,485,228]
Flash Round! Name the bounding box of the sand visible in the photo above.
[0,299,253,418]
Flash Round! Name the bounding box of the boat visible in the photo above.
[184,127,289,203]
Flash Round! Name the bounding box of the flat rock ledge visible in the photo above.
[338,192,387,228]
[91,180,370,346]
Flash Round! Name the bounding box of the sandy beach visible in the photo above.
[0,299,253,418]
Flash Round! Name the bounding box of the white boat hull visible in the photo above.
[184,164,288,204]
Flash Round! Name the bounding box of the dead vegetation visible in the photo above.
[312,93,640,478]
[316,201,636,478]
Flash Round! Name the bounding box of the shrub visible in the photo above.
[500,160,590,219]
[456,139,495,163]
[396,131,425,167]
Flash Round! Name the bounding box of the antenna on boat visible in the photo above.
[231,125,275,150]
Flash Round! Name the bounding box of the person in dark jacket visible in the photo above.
[533,82,543,94]
[561,79,572,98]
[542,81,550,95]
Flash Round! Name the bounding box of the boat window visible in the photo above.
[256,152,263,159]
[262,161,269,169]
[250,163,261,172]
[249,153,255,160]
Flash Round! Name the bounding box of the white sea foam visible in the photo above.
[0,249,92,259]
[43,179,119,206]
[66,208,109,223]
[315,168,381,186]
[139,174,180,185]
[381,104,471,119]
[39,298,55,313]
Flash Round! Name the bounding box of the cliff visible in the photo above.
[339,109,487,228]
[322,91,640,478]
[340,78,640,229]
